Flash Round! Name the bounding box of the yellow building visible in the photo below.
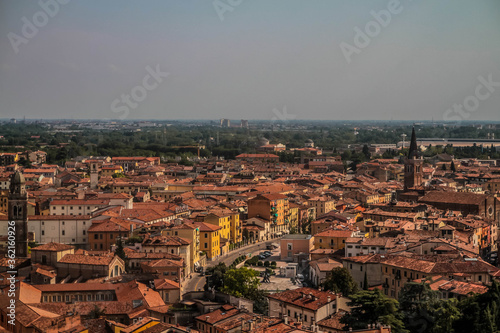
[101,165,124,177]
[0,190,7,214]
[288,203,300,232]
[161,220,201,271]
[194,222,221,260]
[202,209,241,254]
[110,317,160,333]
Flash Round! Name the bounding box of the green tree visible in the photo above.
[341,290,407,333]
[362,144,371,159]
[399,282,439,333]
[205,262,227,291]
[114,238,126,261]
[221,267,260,298]
[450,160,456,172]
[246,288,269,315]
[432,298,460,333]
[321,267,358,297]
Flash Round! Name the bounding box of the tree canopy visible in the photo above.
[321,267,359,297]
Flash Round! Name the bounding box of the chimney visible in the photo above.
[327,296,331,303]
[283,315,288,325]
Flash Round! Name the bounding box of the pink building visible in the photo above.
[280,234,314,261]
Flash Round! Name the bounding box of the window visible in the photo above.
[62,230,65,236]
[42,221,44,225]
[41,230,45,236]
[94,234,98,239]
[62,221,65,225]
[360,266,363,271]
[83,230,86,235]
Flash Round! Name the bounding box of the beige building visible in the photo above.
[142,235,192,275]
[308,197,336,217]
[26,215,92,248]
[31,242,75,266]
[268,287,345,331]
[55,253,125,280]
[49,199,111,216]
[154,278,181,304]
[161,219,201,271]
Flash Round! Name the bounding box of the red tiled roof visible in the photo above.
[31,242,74,252]
[267,287,336,311]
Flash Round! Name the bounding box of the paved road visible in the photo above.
[184,240,278,293]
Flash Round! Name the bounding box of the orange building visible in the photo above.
[248,193,290,236]
[88,217,141,251]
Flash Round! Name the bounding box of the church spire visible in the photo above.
[408,126,418,159]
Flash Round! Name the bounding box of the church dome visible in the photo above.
[11,171,25,185]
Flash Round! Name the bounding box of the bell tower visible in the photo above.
[404,127,423,190]
[90,162,100,189]
[8,171,28,258]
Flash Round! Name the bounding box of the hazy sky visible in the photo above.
[1,0,499,121]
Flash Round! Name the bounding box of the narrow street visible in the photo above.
[183,240,278,293]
